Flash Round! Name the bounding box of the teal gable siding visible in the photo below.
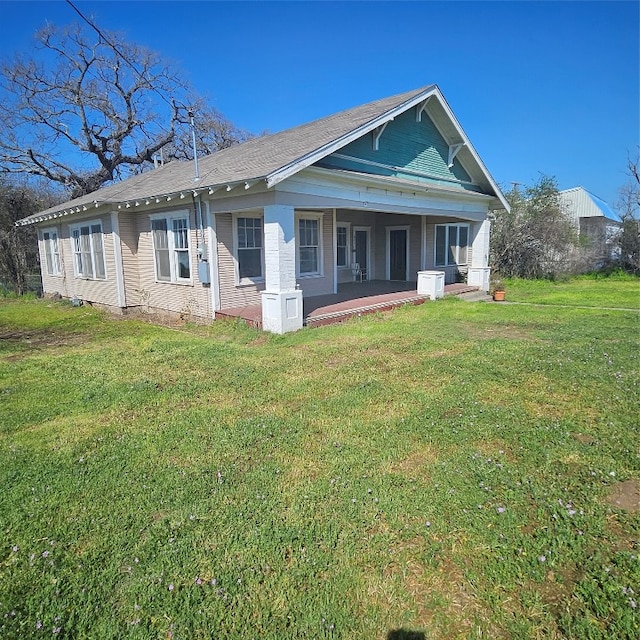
[316,109,476,190]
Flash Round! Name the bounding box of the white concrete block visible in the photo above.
[467,267,491,291]
[261,289,303,333]
[417,271,445,299]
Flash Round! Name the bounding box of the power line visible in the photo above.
[64,0,184,117]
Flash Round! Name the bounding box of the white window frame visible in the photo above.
[70,220,107,280]
[434,223,470,267]
[296,212,323,278]
[233,213,264,285]
[336,222,351,269]
[150,211,192,284]
[41,227,61,276]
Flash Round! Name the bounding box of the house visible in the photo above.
[17,85,508,333]
[558,187,622,265]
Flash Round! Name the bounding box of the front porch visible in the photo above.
[215,280,478,329]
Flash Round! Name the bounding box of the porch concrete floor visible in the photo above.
[215,281,478,329]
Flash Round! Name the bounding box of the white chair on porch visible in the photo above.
[352,263,367,282]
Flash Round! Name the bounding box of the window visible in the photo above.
[151,214,191,282]
[42,228,61,276]
[298,216,321,275]
[435,224,469,267]
[236,217,263,281]
[336,224,350,268]
[71,221,106,279]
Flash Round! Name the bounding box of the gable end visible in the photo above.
[315,108,478,191]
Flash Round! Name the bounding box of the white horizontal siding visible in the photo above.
[297,210,334,297]
[136,208,212,318]
[118,212,141,306]
[39,214,120,306]
[215,212,264,309]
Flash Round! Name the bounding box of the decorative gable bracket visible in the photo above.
[372,121,391,151]
[448,143,465,168]
[415,97,432,122]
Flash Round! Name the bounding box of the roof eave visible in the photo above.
[15,176,274,226]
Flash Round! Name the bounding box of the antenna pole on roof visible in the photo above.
[189,109,200,181]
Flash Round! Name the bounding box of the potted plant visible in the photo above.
[491,278,506,301]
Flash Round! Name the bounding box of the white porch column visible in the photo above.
[261,204,304,333]
[467,218,491,292]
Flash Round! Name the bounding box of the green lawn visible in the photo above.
[504,272,640,308]
[1,278,639,639]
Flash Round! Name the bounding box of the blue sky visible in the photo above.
[1,1,638,208]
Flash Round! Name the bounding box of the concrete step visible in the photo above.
[456,290,494,303]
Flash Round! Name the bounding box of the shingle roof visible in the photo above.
[18,84,508,224]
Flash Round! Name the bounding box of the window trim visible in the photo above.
[336,222,351,269]
[149,211,193,284]
[41,227,62,276]
[434,223,470,267]
[296,212,323,278]
[69,219,107,280]
[232,213,264,286]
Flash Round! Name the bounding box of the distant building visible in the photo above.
[558,187,621,266]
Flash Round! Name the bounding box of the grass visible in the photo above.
[1,278,639,639]
[503,272,640,309]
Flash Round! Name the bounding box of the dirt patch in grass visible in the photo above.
[0,328,90,356]
[535,565,582,611]
[571,432,596,445]
[461,322,540,342]
[605,479,640,513]
[379,552,500,638]
[385,445,439,481]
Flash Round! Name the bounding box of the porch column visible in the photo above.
[467,219,491,291]
[261,204,304,333]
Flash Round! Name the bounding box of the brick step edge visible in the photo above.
[306,296,429,327]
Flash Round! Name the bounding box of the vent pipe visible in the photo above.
[189,109,199,180]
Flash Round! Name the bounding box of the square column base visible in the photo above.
[467,267,491,292]
[261,289,304,334]
[417,271,445,299]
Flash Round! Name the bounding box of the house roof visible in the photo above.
[18,85,508,225]
[559,186,622,223]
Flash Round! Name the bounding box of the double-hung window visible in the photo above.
[236,216,263,281]
[42,228,61,276]
[336,224,350,268]
[151,213,191,282]
[435,224,469,267]
[71,221,106,279]
[298,215,321,276]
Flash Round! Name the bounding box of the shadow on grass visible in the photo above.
[387,630,426,640]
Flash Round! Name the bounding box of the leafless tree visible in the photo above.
[612,149,640,273]
[0,23,250,198]
[490,175,578,279]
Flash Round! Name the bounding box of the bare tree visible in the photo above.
[612,149,640,273]
[490,175,578,279]
[164,95,253,161]
[0,22,249,198]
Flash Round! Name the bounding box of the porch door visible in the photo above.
[353,227,370,281]
[389,228,408,280]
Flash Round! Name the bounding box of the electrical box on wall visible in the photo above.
[198,260,211,284]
